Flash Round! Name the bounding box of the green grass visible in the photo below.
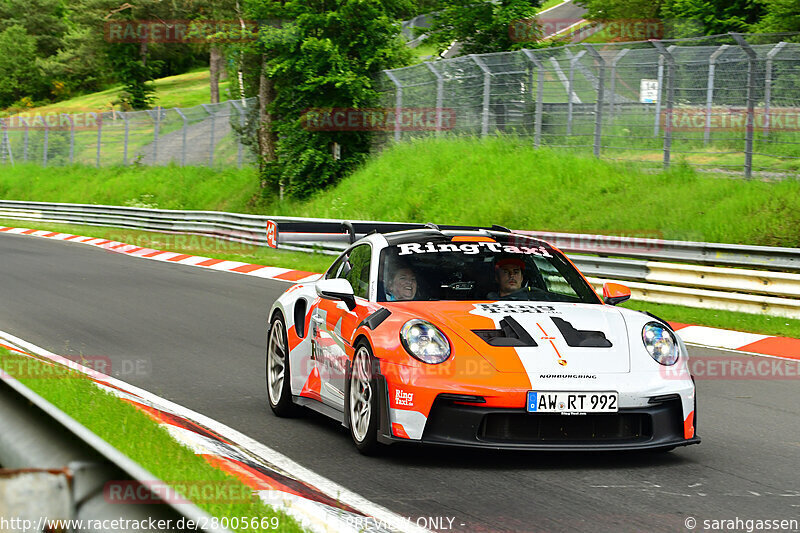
[0,164,259,212]
[622,300,800,340]
[267,136,800,248]
[3,69,230,115]
[0,348,303,532]
[538,0,566,11]
[3,135,800,247]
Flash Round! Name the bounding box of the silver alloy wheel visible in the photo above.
[267,319,287,406]
[349,346,373,442]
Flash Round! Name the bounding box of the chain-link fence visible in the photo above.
[0,97,257,168]
[376,33,800,178]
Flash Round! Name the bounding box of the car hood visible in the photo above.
[396,301,631,374]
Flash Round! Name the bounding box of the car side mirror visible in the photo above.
[602,282,631,306]
[316,278,357,311]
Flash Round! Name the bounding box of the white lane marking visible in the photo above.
[538,0,573,17]
[0,329,429,533]
[676,326,768,350]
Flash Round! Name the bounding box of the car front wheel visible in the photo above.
[347,342,381,454]
[266,313,300,417]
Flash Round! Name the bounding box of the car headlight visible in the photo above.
[642,322,679,366]
[400,320,451,364]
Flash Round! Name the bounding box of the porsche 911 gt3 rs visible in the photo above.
[265,221,699,454]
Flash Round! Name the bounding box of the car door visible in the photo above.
[311,244,372,410]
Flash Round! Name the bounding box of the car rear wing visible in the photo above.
[265,220,510,249]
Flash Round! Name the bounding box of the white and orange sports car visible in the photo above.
[265,222,699,454]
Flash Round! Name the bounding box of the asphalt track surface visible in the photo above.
[2,232,799,533]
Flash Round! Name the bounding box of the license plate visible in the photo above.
[527,391,618,413]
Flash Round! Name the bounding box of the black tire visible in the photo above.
[266,313,300,417]
[346,342,382,455]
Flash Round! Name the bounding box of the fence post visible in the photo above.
[609,48,629,123]
[384,71,403,142]
[653,46,676,137]
[584,45,605,158]
[731,33,756,180]
[66,114,75,164]
[652,41,675,169]
[471,55,492,137]
[522,49,545,148]
[22,118,28,162]
[43,121,49,168]
[704,45,728,145]
[121,112,129,166]
[151,107,161,164]
[230,100,245,167]
[0,118,6,165]
[764,41,787,139]
[566,50,586,137]
[201,104,216,167]
[425,62,444,135]
[94,112,102,168]
[174,108,187,167]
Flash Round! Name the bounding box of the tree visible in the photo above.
[660,0,764,35]
[244,0,412,198]
[576,0,765,36]
[0,25,45,107]
[752,0,800,35]
[424,0,543,56]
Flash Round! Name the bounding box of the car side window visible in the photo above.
[344,244,371,299]
[325,254,347,280]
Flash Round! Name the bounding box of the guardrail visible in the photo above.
[1,200,799,318]
[0,359,230,532]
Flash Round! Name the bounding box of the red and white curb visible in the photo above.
[3,224,799,361]
[669,322,800,361]
[0,226,320,284]
[0,331,427,533]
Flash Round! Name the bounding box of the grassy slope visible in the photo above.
[3,69,229,115]
[3,137,799,247]
[0,348,301,532]
[274,137,800,248]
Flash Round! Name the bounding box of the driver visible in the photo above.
[385,265,418,301]
[488,257,530,300]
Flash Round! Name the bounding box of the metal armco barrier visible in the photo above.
[1,200,799,318]
[0,367,230,533]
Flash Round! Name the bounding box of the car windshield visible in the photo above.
[378,234,600,304]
